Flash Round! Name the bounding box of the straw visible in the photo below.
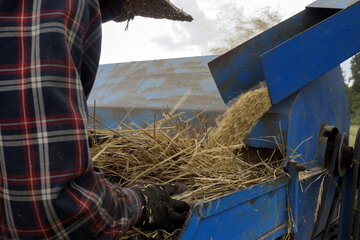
[90,87,287,239]
[207,87,272,147]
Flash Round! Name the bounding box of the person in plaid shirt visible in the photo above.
[0,1,192,239]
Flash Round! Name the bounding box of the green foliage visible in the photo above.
[349,93,360,124]
[346,53,360,124]
[351,53,360,93]
[346,86,360,125]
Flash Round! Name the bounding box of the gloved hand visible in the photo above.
[116,0,193,22]
[99,0,193,23]
[131,183,190,232]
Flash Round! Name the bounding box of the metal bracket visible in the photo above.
[283,159,304,235]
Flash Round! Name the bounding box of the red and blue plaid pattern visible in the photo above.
[0,1,141,239]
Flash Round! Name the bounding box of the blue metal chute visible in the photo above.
[87,56,226,129]
[262,2,360,104]
[207,6,340,104]
[180,177,289,239]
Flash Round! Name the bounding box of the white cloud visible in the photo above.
[150,0,219,54]
[100,0,346,65]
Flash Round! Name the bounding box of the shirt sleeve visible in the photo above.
[0,1,141,239]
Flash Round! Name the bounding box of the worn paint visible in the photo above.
[88,56,226,112]
[262,2,360,104]
[179,177,288,240]
[87,56,228,128]
[307,0,360,9]
[86,1,358,238]
[87,107,223,129]
[179,1,355,239]
[208,7,338,104]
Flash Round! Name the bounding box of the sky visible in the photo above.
[100,0,352,79]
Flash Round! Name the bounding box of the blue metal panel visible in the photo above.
[288,162,300,234]
[208,8,338,104]
[88,55,224,111]
[338,170,353,239]
[296,170,328,239]
[244,94,296,149]
[238,67,349,238]
[261,2,360,104]
[286,66,349,169]
[179,177,288,240]
[307,0,359,9]
[244,67,349,156]
[244,66,349,168]
[87,56,227,128]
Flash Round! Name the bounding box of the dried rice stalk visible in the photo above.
[208,87,272,147]
[90,87,283,239]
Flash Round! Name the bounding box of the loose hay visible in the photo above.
[208,87,272,147]
[89,87,285,239]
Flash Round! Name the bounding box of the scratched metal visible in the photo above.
[307,0,359,9]
[86,55,228,128]
[88,55,226,111]
[179,176,288,240]
[181,1,353,238]
[262,1,360,104]
[87,56,228,128]
[208,7,338,104]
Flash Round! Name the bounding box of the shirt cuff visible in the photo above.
[117,187,143,227]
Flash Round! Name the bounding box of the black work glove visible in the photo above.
[99,0,193,23]
[131,183,190,232]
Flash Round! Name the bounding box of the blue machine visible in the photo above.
[177,0,360,239]
[87,0,360,238]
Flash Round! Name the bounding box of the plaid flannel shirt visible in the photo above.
[0,1,142,239]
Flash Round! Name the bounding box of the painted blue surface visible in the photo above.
[88,55,224,112]
[244,93,296,149]
[288,162,300,234]
[286,67,349,169]
[87,55,226,129]
[179,177,288,240]
[296,170,337,239]
[181,0,354,239]
[208,7,339,104]
[307,0,359,9]
[247,67,349,169]
[339,170,353,239]
[262,2,360,104]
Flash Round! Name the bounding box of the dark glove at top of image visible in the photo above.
[99,0,193,23]
[131,183,190,232]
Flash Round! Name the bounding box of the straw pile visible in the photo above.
[208,87,272,146]
[90,87,286,239]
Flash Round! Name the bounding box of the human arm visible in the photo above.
[0,1,142,238]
